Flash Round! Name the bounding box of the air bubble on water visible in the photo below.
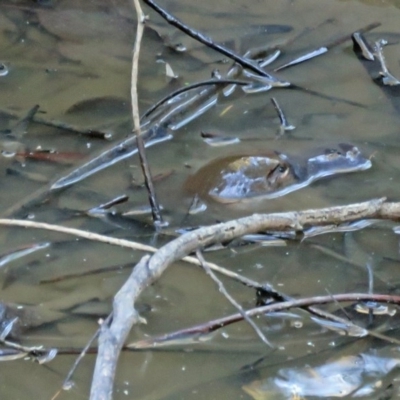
[2,151,15,158]
[291,320,303,328]
[0,63,9,77]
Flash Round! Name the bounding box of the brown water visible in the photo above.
[0,0,400,399]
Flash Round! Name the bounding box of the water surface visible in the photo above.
[0,0,400,398]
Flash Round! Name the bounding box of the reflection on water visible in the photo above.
[0,0,400,399]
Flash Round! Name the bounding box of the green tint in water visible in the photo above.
[0,0,399,399]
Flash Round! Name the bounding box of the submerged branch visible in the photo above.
[141,0,288,84]
[274,21,381,71]
[129,292,400,349]
[2,198,400,399]
[141,78,250,120]
[90,256,150,400]
[91,0,161,397]
[196,250,272,347]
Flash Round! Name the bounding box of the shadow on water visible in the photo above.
[1,0,400,398]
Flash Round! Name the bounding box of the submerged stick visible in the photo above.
[141,0,289,85]
[0,26,365,219]
[196,250,272,347]
[274,21,381,71]
[0,125,170,218]
[352,32,400,112]
[130,1,164,227]
[271,97,295,135]
[142,0,369,108]
[75,198,400,399]
[141,78,250,120]
[2,199,400,397]
[0,199,382,399]
[63,314,112,391]
[129,292,400,349]
[32,116,111,139]
[0,108,111,139]
[90,1,160,395]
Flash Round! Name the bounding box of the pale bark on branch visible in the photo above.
[90,197,400,399]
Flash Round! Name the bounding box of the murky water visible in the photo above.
[0,0,400,399]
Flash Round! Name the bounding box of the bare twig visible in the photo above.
[0,218,244,279]
[141,0,368,108]
[32,116,112,139]
[273,22,381,71]
[0,108,111,139]
[129,292,400,349]
[130,0,164,227]
[271,97,295,136]
[0,198,399,261]
[196,250,272,347]
[90,256,150,400]
[141,0,288,84]
[130,4,144,133]
[64,314,112,391]
[141,78,250,120]
[143,198,389,284]
[136,134,165,226]
[2,199,400,398]
[84,198,395,398]
[352,32,400,113]
[374,39,400,86]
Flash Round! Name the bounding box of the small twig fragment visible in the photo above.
[374,39,400,86]
[141,79,250,120]
[128,292,400,349]
[196,250,273,347]
[131,0,164,228]
[271,97,295,136]
[64,314,112,390]
[141,0,288,84]
[352,32,375,61]
[274,21,381,71]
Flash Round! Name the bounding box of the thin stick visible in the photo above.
[131,0,164,227]
[136,135,164,226]
[130,4,144,133]
[274,21,381,72]
[0,198,399,260]
[129,292,400,349]
[90,256,150,400]
[271,97,295,135]
[20,217,400,340]
[141,0,288,84]
[2,199,400,399]
[32,116,111,139]
[141,78,250,120]
[141,0,369,109]
[63,314,112,390]
[0,218,261,278]
[0,108,111,139]
[196,250,272,347]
